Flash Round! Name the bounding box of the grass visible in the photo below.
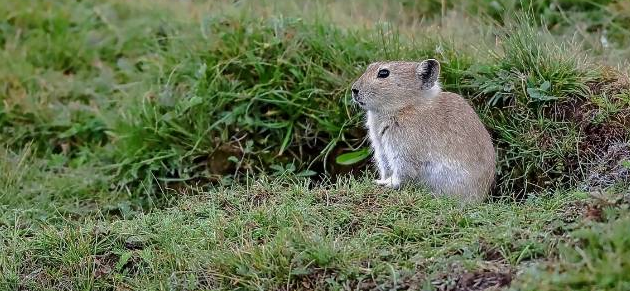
[1,0,630,290]
[0,176,621,290]
[3,177,629,290]
[1,0,628,196]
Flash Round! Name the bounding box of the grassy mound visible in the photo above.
[110,17,378,187]
[111,16,629,197]
[2,0,629,200]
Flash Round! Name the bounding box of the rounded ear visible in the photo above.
[416,59,440,90]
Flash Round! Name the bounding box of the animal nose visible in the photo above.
[351,88,359,96]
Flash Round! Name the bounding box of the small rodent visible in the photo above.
[351,59,496,203]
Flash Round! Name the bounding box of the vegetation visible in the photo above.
[1,0,629,290]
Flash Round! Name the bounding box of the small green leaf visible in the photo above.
[528,87,558,101]
[269,164,284,172]
[182,96,203,111]
[296,170,317,177]
[116,251,134,271]
[539,80,551,91]
[335,148,370,165]
[278,124,293,155]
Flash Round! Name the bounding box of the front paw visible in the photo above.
[375,177,391,185]
[385,177,401,189]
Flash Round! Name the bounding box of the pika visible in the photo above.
[351,59,496,203]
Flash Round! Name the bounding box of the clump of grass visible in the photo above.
[1,0,628,200]
[0,145,129,223]
[109,12,626,199]
[109,16,407,193]
[469,17,599,196]
[513,191,630,290]
[0,0,171,155]
[1,0,627,202]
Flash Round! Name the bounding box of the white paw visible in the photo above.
[385,177,401,189]
[375,177,391,185]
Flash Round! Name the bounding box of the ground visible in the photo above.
[1,0,630,290]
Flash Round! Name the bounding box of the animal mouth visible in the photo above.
[352,96,365,106]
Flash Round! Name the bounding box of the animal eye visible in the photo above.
[377,69,390,78]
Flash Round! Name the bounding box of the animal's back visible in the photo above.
[420,92,495,202]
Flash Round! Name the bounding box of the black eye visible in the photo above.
[377,69,390,78]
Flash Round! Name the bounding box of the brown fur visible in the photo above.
[351,59,496,203]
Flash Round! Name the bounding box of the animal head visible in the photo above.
[351,59,441,112]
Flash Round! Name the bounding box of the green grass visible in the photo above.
[1,0,630,290]
[2,177,629,290]
[1,0,628,197]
